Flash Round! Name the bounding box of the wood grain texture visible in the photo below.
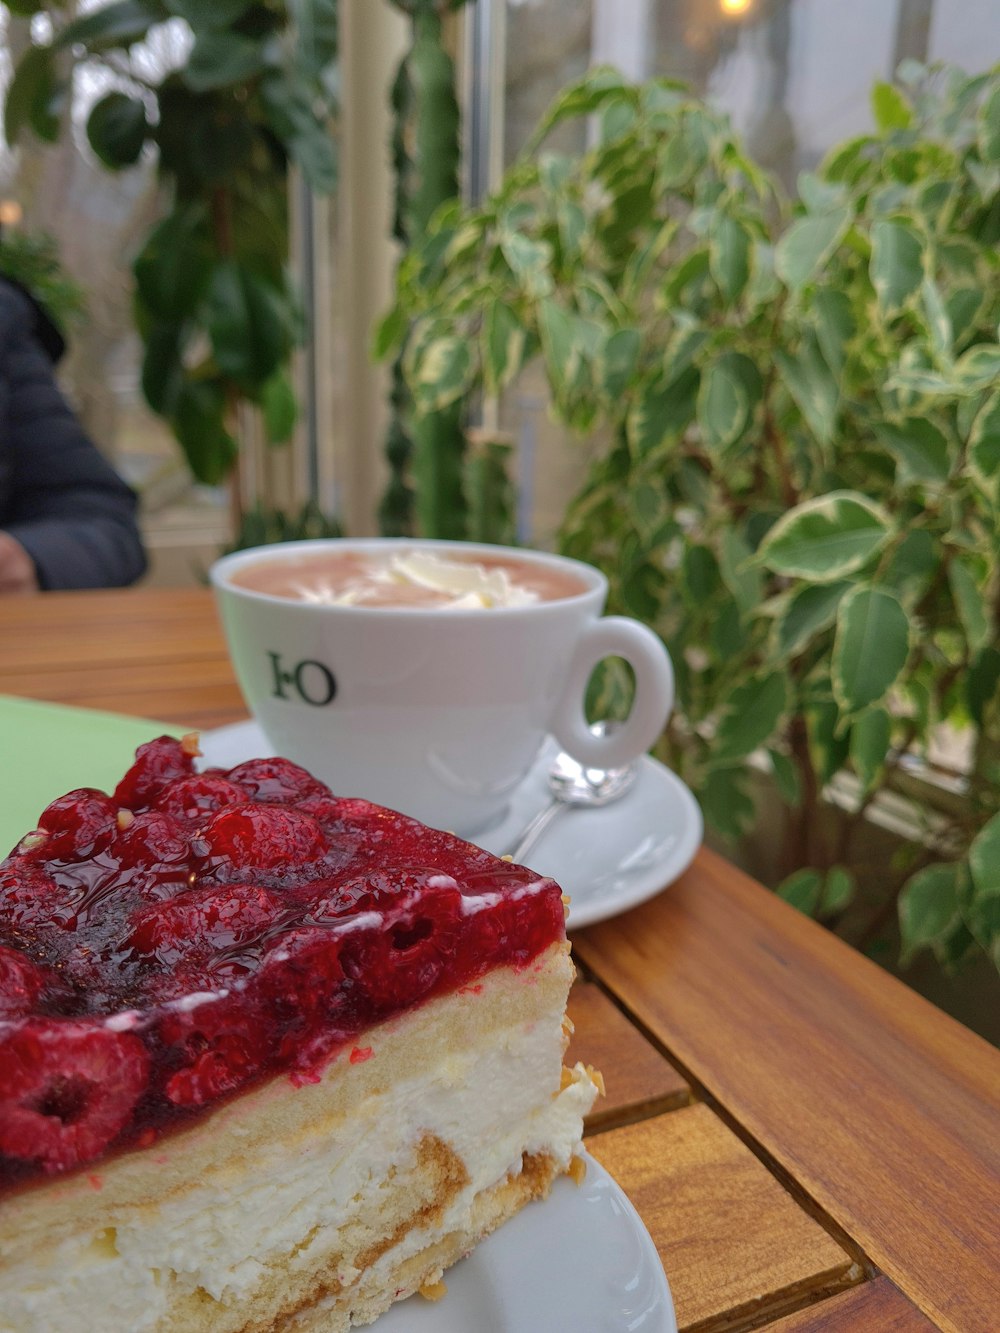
[588,1104,856,1332]
[766,1277,939,1332]
[566,980,689,1130]
[573,848,1000,1333]
[0,589,246,728]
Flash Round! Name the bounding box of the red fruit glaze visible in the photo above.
[0,742,564,1189]
[112,735,198,811]
[0,1020,149,1173]
[38,790,118,860]
[154,775,246,822]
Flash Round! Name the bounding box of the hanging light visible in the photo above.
[720,0,754,15]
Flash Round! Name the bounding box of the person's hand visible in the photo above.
[0,531,40,594]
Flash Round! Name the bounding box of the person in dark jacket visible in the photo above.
[0,276,147,592]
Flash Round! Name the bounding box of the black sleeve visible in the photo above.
[1,324,148,590]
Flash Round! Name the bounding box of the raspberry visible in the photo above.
[116,812,192,871]
[257,927,345,1021]
[338,880,463,1014]
[0,1019,149,1172]
[199,805,326,876]
[113,736,198,812]
[128,884,285,968]
[37,790,118,861]
[0,948,55,1018]
[226,757,328,804]
[154,776,246,823]
[157,994,270,1106]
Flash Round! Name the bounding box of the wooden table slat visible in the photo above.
[567,980,689,1130]
[574,849,1000,1333]
[588,1105,857,1332]
[765,1276,939,1331]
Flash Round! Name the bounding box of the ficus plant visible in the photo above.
[4,0,338,488]
[382,61,1000,978]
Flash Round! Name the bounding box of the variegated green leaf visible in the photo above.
[709,213,750,305]
[775,333,839,445]
[718,528,761,615]
[699,767,756,841]
[627,367,698,456]
[698,356,748,450]
[768,748,801,807]
[876,418,951,485]
[948,557,990,653]
[600,328,642,401]
[759,493,890,582]
[778,869,822,914]
[921,276,953,362]
[953,344,1000,392]
[979,83,1000,163]
[500,232,552,297]
[777,581,850,656]
[713,670,790,762]
[850,706,891,792]
[823,866,856,913]
[870,218,924,313]
[411,336,473,412]
[969,390,1000,494]
[872,81,912,132]
[899,863,963,965]
[774,207,851,292]
[832,585,910,714]
[483,302,527,394]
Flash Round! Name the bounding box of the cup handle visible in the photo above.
[550,618,674,770]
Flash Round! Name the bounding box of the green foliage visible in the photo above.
[0,228,86,333]
[5,1,338,486]
[223,498,342,556]
[378,0,505,542]
[382,61,1000,979]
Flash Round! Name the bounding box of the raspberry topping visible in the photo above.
[112,734,198,811]
[38,790,119,860]
[199,805,327,876]
[0,1020,149,1172]
[154,775,246,821]
[0,736,563,1189]
[226,757,327,804]
[128,885,284,968]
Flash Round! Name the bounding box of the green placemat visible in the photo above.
[0,695,177,855]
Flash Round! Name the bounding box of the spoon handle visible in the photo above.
[502,797,565,863]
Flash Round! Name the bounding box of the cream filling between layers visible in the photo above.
[0,947,595,1333]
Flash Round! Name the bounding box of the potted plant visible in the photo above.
[381,61,1000,983]
[5,0,338,490]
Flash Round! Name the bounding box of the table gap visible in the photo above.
[689,1266,870,1333]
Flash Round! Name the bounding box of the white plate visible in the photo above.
[199,722,702,930]
[378,1154,676,1332]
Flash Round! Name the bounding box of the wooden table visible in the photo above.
[3,587,998,1332]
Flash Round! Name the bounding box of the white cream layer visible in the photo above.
[0,986,595,1333]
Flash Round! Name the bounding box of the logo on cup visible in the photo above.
[267,651,337,707]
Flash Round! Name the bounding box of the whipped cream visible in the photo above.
[299,551,541,610]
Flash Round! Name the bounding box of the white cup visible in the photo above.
[210,539,674,835]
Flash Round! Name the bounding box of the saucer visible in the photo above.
[377,1153,677,1331]
[198,722,702,930]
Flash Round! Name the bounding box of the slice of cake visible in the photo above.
[0,737,599,1332]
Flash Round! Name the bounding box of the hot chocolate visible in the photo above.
[229,547,589,609]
